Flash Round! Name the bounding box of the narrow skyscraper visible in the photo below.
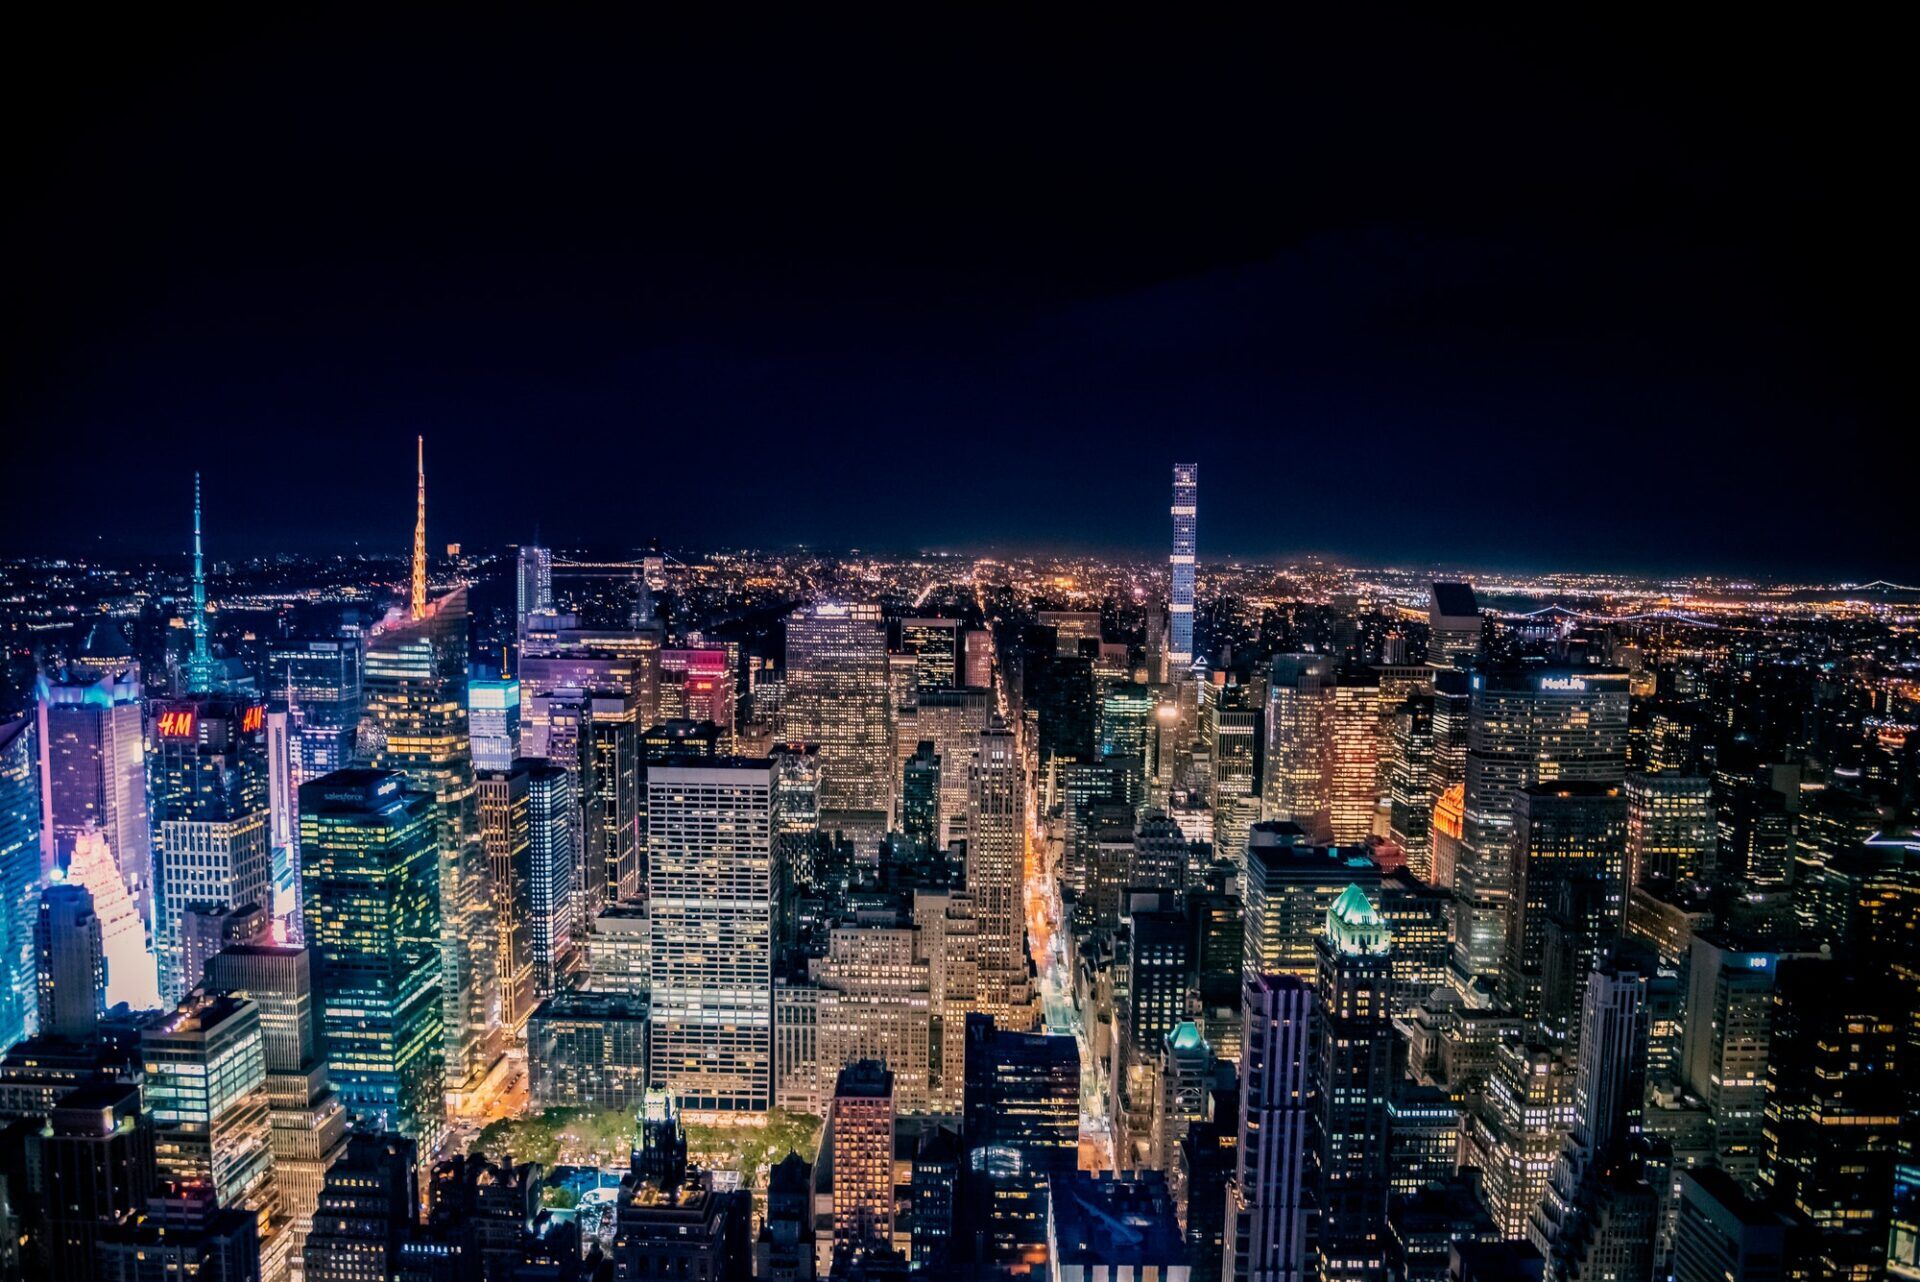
[1227,972,1313,1282]
[36,877,103,1039]
[1170,462,1198,668]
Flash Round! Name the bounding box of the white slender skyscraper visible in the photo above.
[1170,463,1197,668]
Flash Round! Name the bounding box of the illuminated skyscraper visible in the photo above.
[525,760,578,1000]
[830,1060,896,1252]
[1327,678,1381,844]
[1456,668,1629,985]
[149,693,273,1004]
[0,717,45,1051]
[1207,674,1264,863]
[65,823,161,1009]
[1625,773,1716,886]
[1264,655,1334,840]
[267,635,362,936]
[782,603,891,814]
[365,568,492,1089]
[1243,822,1380,983]
[515,543,554,641]
[1314,886,1395,1282]
[900,618,963,691]
[143,991,281,1241]
[892,686,993,846]
[37,651,151,917]
[36,878,103,1039]
[1681,934,1790,1191]
[1226,972,1313,1282]
[204,941,350,1276]
[648,758,775,1114]
[1427,582,1481,671]
[467,668,520,772]
[476,763,536,1039]
[586,692,642,904]
[967,718,1031,1027]
[298,768,443,1144]
[1170,463,1198,667]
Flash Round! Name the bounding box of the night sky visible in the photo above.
[5,12,1910,577]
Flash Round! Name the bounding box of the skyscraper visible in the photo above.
[304,1132,419,1282]
[1624,773,1716,886]
[782,603,891,814]
[364,550,491,1091]
[586,691,642,904]
[65,822,161,1009]
[267,634,362,938]
[0,717,38,1051]
[648,758,776,1114]
[525,759,579,1000]
[476,762,536,1038]
[1427,583,1481,671]
[1170,463,1197,668]
[35,878,102,1039]
[204,941,350,1276]
[467,668,520,772]
[1242,822,1380,983]
[967,718,1031,1028]
[36,655,151,917]
[1681,934,1792,1191]
[144,990,281,1245]
[1456,667,1629,984]
[1263,655,1334,841]
[298,768,443,1143]
[1314,886,1395,1282]
[38,1083,155,1277]
[149,692,273,1003]
[961,1013,1079,1265]
[1499,782,1628,1031]
[516,543,554,641]
[1226,973,1313,1282]
[830,1060,896,1252]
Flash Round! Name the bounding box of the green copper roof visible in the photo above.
[1326,883,1391,955]
[1170,1021,1205,1052]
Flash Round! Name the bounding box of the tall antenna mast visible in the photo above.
[188,471,212,692]
[411,435,428,620]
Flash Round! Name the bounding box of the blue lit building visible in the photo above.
[298,767,444,1144]
[468,668,520,772]
[0,717,43,1051]
[1170,462,1197,667]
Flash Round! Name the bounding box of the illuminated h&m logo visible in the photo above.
[156,709,197,738]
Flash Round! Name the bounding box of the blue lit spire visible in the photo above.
[186,471,213,693]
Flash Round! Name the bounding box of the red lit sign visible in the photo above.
[240,705,265,735]
[156,709,197,739]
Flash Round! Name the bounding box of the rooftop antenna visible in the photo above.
[187,472,212,693]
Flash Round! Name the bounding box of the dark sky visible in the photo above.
[4,11,1910,577]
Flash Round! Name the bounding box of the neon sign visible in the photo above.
[1539,676,1588,692]
[156,709,197,739]
[240,705,265,735]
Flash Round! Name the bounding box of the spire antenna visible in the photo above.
[410,435,428,620]
[188,471,212,692]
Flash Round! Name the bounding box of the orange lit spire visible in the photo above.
[410,435,428,620]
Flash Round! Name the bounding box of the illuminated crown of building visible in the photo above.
[1326,882,1391,956]
[66,823,162,1010]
